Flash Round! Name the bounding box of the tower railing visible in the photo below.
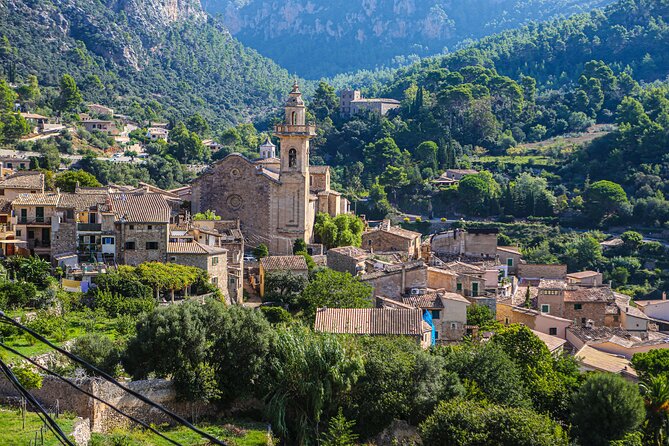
[274,124,317,136]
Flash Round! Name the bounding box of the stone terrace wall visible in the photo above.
[0,376,217,433]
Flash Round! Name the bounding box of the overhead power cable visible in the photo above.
[0,312,227,446]
[0,358,74,446]
[0,342,184,446]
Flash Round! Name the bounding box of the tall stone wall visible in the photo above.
[518,263,567,280]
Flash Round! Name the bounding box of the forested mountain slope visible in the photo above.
[201,0,614,79]
[0,0,294,128]
[382,0,669,97]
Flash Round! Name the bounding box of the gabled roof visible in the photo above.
[168,240,227,255]
[314,308,429,336]
[402,294,444,309]
[58,192,107,211]
[260,255,308,271]
[497,246,521,255]
[327,246,369,260]
[13,192,59,206]
[310,165,330,174]
[567,270,601,279]
[576,345,637,378]
[0,171,44,190]
[531,329,567,352]
[105,192,171,223]
[443,261,485,275]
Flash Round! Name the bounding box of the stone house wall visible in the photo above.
[326,250,364,276]
[362,266,427,299]
[563,301,608,326]
[426,267,457,291]
[518,263,567,280]
[116,223,168,266]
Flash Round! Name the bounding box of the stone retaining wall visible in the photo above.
[0,376,217,433]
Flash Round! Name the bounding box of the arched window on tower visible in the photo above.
[291,111,297,125]
[289,149,297,168]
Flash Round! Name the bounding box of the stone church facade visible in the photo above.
[191,83,349,254]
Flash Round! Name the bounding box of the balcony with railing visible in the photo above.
[17,217,52,225]
[77,223,102,232]
[274,124,317,136]
[28,239,51,249]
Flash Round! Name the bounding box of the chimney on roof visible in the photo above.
[663,292,667,301]
[105,194,112,211]
[75,181,80,193]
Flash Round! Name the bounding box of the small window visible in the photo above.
[434,331,439,340]
[170,256,177,262]
[581,318,587,324]
[451,323,457,329]
[549,327,558,336]
[147,225,153,230]
[129,224,135,230]
[289,148,297,168]
[504,317,509,325]
[506,258,513,267]
[15,230,21,237]
[0,189,4,196]
[211,277,218,285]
[613,315,619,322]
[574,303,582,310]
[541,304,550,313]
[212,256,219,266]
[146,241,159,250]
[432,310,440,320]
[125,241,136,250]
[456,283,463,292]
[102,237,114,245]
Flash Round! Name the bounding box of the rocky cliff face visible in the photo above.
[114,0,206,31]
[201,0,615,78]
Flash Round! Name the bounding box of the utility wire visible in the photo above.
[0,342,184,446]
[0,358,73,446]
[0,312,227,445]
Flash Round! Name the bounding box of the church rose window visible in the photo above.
[289,149,297,168]
[230,168,241,179]
[227,194,243,210]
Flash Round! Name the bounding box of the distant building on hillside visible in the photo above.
[339,89,400,117]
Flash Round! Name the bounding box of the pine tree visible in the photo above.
[57,74,82,113]
[320,408,358,446]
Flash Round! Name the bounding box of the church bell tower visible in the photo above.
[274,82,317,251]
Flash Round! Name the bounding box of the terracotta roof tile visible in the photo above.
[576,345,637,377]
[13,192,59,206]
[314,308,428,336]
[105,192,171,223]
[58,192,107,211]
[260,255,308,271]
[0,171,44,190]
[168,241,227,255]
[567,270,600,279]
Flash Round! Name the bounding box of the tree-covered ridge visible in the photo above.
[203,0,614,78]
[382,0,669,97]
[0,0,295,129]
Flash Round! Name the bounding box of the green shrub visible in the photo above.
[259,306,292,324]
[70,333,122,376]
[12,362,42,390]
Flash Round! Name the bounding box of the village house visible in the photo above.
[575,344,638,380]
[258,255,309,297]
[496,302,573,339]
[0,151,35,170]
[20,112,49,134]
[147,127,169,141]
[566,270,604,287]
[359,260,458,301]
[400,291,471,342]
[81,119,119,135]
[13,192,59,259]
[167,240,230,302]
[314,307,432,348]
[172,218,245,303]
[433,169,479,187]
[339,90,400,117]
[440,261,498,298]
[431,227,498,259]
[361,220,422,259]
[497,246,522,275]
[567,325,669,359]
[87,104,114,116]
[191,83,350,255]
[326,246,369,276]
[536,279,616,327]
[0,171,44,201]
[635,294,669,330]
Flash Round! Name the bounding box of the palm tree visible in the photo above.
[640,375,669,446]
